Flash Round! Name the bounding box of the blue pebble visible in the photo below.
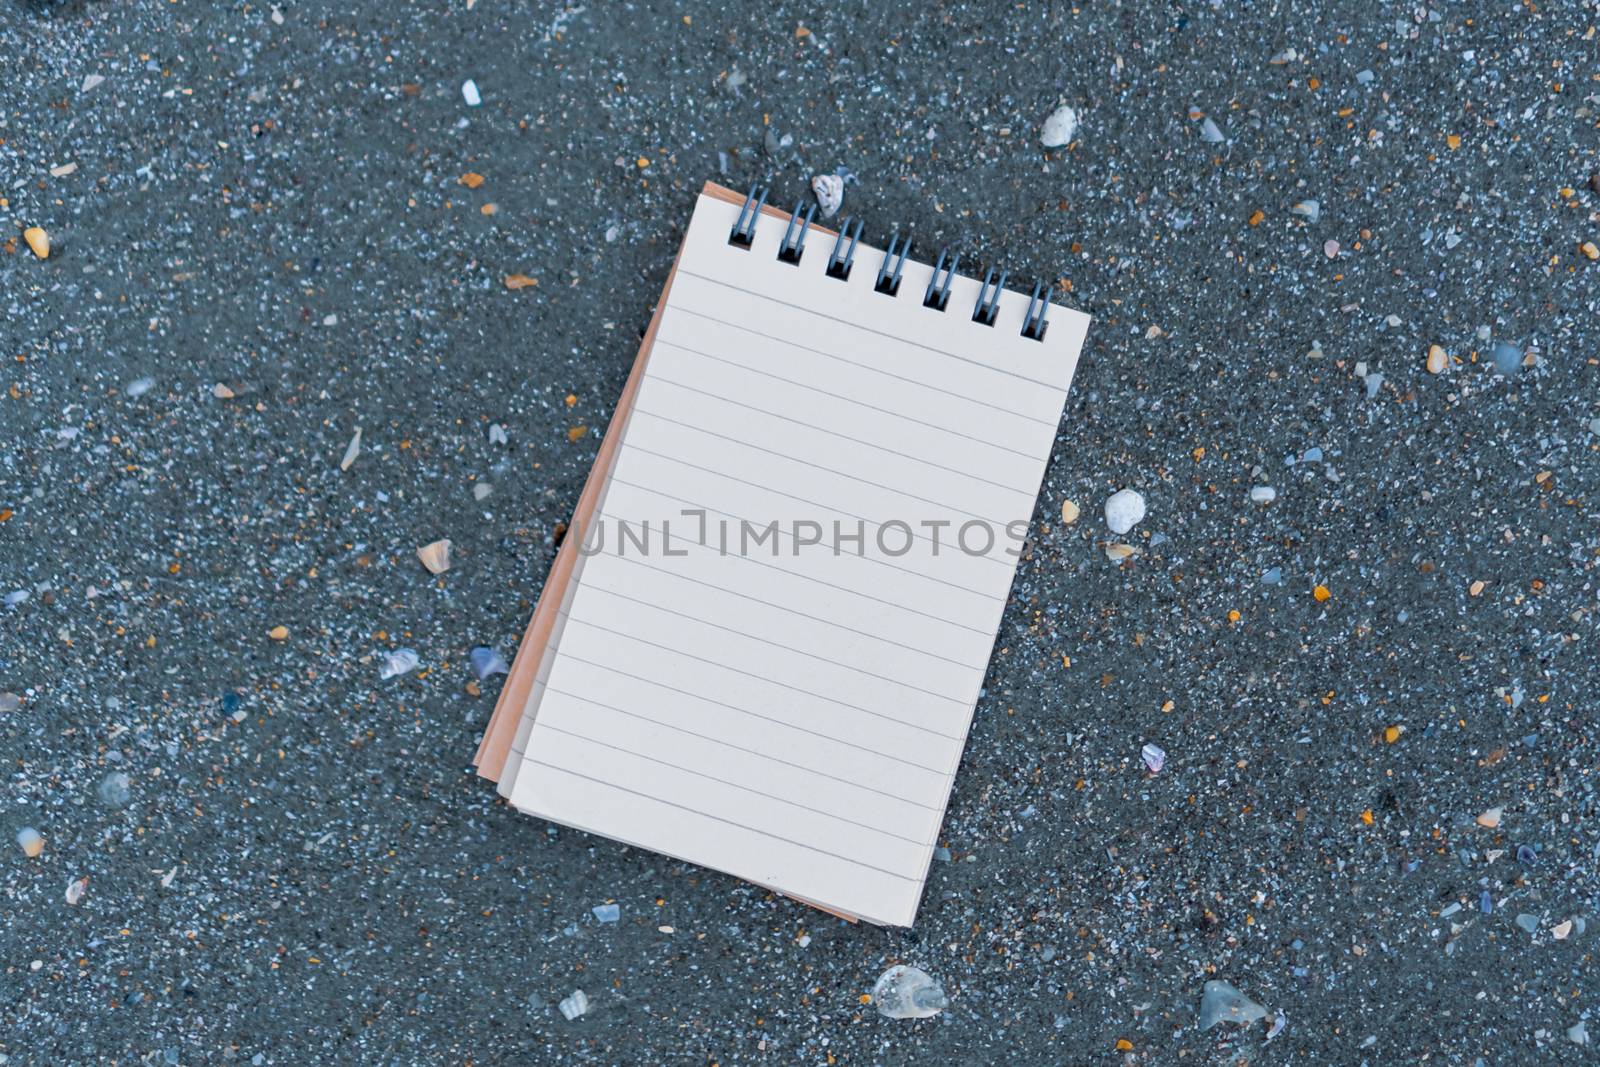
[1479,891,1493,914]
[593,903,620,923]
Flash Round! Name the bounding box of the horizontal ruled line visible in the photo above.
[520,760,923,883]
[534,722,934,845]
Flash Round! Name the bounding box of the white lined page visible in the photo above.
[507,189,1088,925]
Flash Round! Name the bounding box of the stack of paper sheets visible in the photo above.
[475,181,1089,925]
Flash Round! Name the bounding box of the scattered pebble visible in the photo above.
[65,877,89,905]
[1039,104,1078,148]
[1289,199,1320,223]
[1476,806,1503,829]
[1198,980,1267,1030]
[417,539,453,575]
[380,649,420,680]
[1490,342,1523,376]
[97,771,132,808]
[1104,489,1146,535]
[1551,919,1573,940]
[592,903,620,923]
[871,964,948,1020]
[473,482,493,501]
[0,692,20,713]
[24,226,50,260]
[1199,116,1225,143]
[1104,542,1137,562]
[80,73,105,93]
[339,427,362,471]
[488,423,509,445]
[1323,239,1340,259]
[462,79,481,106]
[212,383,235,399]
[558,989,589,1021]
[1059,499,1080,525]
[1249,486,1276,503]
[17,827,44,858]
[126,376,156,398]
[1515,913,1538,934]
[268,625,289,641]
[1426,345,1448,374]
[1140,743,1166,774]
[470,645,509,680]
[1570,1021,1590,1047]
[811,173,845,218]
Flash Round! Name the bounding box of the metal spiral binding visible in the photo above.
[728,184,767,248]
[728,184,1052,342]
[874,233,912,296]
[777,200,816,265]
[923,248,960,311]
[1021,280,1050,341]
[972,267,1007,326]
[825,217,863,281]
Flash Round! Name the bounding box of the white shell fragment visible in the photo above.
[17,827,44,858]
[872,964,948,1019]
[379,648,419,680]
[1105,489,1146,535]
[558,989,589,1021]
[1289,199,1320,223]
[66,877,89,906]
[1141,743,1166,774]
[1039,104,1079,148]
[417,539,453,575]
[1198,980,1268,1030]
[461,79,481,106]
[339,427,362,471]
[470,645,509,680]
[1200,116,1226,143]
[811,173,845,219]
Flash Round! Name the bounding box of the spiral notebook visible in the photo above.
[475,181,1089,926]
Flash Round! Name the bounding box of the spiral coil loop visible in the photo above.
[728,184,768,248]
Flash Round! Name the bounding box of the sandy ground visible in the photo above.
[3,1,1599,1063]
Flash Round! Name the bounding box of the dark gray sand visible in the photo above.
[4,1,1599,1062]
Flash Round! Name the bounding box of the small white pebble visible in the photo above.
[558,989,589,1020]
[1039,104,1078,148]
[126,376,156,398]
[1250,486,1276,503]
[1104,489,1146,535]
[462,79,481,106]
[811,173,845,218]
[17,827,44,858]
